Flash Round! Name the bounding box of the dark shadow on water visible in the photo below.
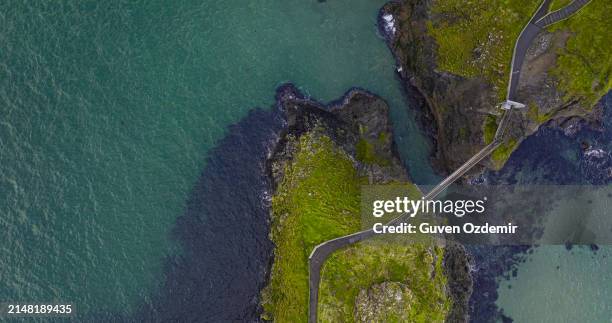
[90,107,283,322]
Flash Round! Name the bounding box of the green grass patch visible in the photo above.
[427,0,610,103]
[261,132,362,322]
[482,114,498,144]
[319,242,450,322]
[378,131,388,143]
[356,138,390,166]
[527,104,552,123]
[356,138,377,164]
[548,0,611,106]
[427,0,539,98]
[491,138,519,167]
[549,0,573,11]
[458,126,469,140]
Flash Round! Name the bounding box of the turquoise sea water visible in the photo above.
[0,0,433,316]
[497,246,612,322]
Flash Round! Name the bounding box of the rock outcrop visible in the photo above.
[354,282,414,322]
[268,84,409,190]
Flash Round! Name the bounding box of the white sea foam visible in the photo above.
[585,148,607,158]
[382,13,396,35]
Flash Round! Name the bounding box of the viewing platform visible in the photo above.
[499,100,526,110]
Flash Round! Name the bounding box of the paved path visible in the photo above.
[507,0,591,101]
[506,0,551,101]
[535,0,591,28]
[308,1,591,321]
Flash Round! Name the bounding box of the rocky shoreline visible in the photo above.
[442,242,473,322]
[267,83,410,189]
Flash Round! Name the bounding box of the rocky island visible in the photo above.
[259,85,470,322]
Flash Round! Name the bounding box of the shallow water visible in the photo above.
[497,246,612,322]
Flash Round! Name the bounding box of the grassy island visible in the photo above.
[261,130,450,322]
